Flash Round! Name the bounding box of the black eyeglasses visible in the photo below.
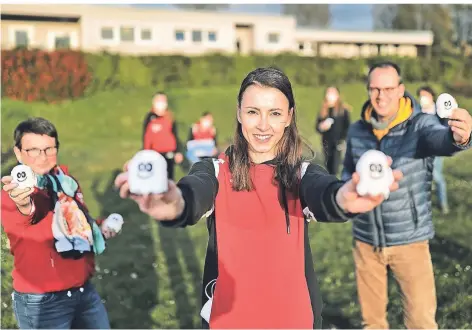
[22,146,58,158]
[368,84,400,96]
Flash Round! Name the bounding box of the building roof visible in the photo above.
[295,28,434,45]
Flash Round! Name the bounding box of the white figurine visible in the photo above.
[11,164,36,189]
[355,150,394,199]
[128,150,168,195]
[436,93,458,119]
[103,213,124,233]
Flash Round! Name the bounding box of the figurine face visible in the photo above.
[11,164,36,189]
[128,150,168,195]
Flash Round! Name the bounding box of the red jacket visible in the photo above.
[1,165,95,293]
[191,122,216,140]
[143,113,177,153]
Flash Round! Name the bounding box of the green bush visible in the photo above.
[83,53,469,94]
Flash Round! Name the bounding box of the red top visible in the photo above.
[143,113,177,153]
[1,165,95,293]
[209,157,313,328]
[192,122,216,140]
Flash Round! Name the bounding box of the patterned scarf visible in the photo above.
[36,166,106,257]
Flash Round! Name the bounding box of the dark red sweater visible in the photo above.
[1,165,95,293]
[161,149,354,328]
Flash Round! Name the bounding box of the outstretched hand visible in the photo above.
[336,157,403,214]
[114,161,185,221]
[449,108,472,145]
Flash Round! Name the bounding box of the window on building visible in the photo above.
[268,33,279,44]
[120,27,134,42]
[208,31,217,42]
[141,28,152,41]
[175,30,185,41]
[15,30,29,48]
[192,30,202,43]
[101,27,114,40]
[298,42,304,50]
[55,36,71,49]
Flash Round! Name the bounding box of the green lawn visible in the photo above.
[1,83,472,329]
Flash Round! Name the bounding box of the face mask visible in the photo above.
[326,93,338,104]
[201,119,212,129]
[154,102,167,113]
[420,96,432,108]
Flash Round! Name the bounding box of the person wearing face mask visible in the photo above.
[115,67,403,329]
[342,61,472,329]
[143,91,184,180]
[186,112,219,163]
[1,117,117,329]
[417,86,450,214]
[315,86,351,175]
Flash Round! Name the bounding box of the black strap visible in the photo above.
[281,186,291,234]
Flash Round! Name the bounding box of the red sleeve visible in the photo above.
[0,189,53,232]
[1,190,34,226]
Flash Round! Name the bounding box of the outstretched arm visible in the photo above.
[161,158,219,228]
[300,163,354,223]
[417,108,472,157]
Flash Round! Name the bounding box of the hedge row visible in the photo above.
[2,49,471,103]
[85,52,472,91]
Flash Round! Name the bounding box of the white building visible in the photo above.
[1,4,434,58]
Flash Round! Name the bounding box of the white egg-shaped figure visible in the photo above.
[103,213,124,233]
[128,150,168,195]
[355,150,394,199]
[436,93,458,119]
[11,164,37,189]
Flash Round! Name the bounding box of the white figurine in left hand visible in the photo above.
[101,213,124,239]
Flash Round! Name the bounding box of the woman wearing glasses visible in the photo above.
[1,117,115,329]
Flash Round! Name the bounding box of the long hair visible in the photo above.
[320,86,349,117]
[229,67,305,194]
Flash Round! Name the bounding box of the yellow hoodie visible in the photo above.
[364,97,413,140]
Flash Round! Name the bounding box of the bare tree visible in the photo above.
[373,4,454,52]
[283,4,331,28]
[373,4,397,30]
[450,4,472,50]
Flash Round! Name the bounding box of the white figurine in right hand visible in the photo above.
[128,150,168,195]
[436,93,458,119]
[356,150,394,199]
[11,164,37,189]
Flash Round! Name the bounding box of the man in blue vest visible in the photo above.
[342,61,472,329]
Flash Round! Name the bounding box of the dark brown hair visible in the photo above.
[14,117,59,149]
[229,67,304,193]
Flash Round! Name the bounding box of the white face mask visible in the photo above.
[326,93,338,104]
[154,102,167,113]
[201,119,212,129]
[420,96,432,108]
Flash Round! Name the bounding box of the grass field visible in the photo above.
[1,82,472,329]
